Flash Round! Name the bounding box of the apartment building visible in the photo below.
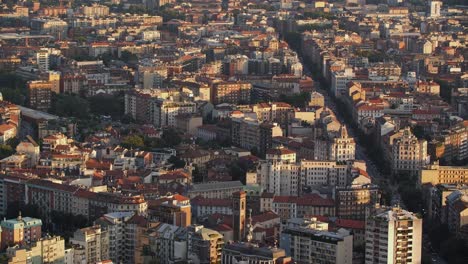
[429,184,468,225]
[36,48,49,72]
[437,122,468,162]
[6,235,65,263]
[365,207,422,264]
[152,99,197,128]
[445,190,468,236]
[331,68,355,97]
[148,194,192,227]
[143,223,188,263]
[257,150,362,196]
[420,163,468,185]
[187,225,224,264]
[335,175,381,220]
[211,81,251,105]
[82,4,109,17]
[231,117,283,157]
[222,242,291,264]
[0,175,148,222]
[280,217,353,264]
[0,214,42,250]
[96,212,156,264]
[70,225,110,263]
[28,80,52,112]
[391,127,430,176]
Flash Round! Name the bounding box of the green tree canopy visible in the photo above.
[122,135,145,149]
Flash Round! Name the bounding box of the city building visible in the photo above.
[420,163,468,185]
[6,235,65,264]
[0,214,42,250]
[445,190,468,236]
[391,127,430,176]
[143,223,188,263]
[280,217,353,264]
[231,117,283,157]
[211,81,252,105]
[36,49,49,72]
[70,225,110,263]
[365,207,422,264]
[148,194,192,227]
[152,99,197,128]
[335,173,381,220]
[222,242,291,264]
[28,80,52,112]
[187,181,245,199]
[187,225,224,264]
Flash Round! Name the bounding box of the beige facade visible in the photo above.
[391,128,430,176]
[70,225,110,263]
[420,163,468,185]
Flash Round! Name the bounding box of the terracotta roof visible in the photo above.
[192,197,231,207]
[272,196,297,203]
[266,148,296,156]
[159,171,189,181]
[335,219,365,230]
[213,224,233,232]
[296,194,335,207]
[86,159,112,170]
[252,211,279,225]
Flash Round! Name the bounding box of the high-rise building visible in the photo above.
[70,225,110,263]
[96,212,156,264]
[36,48,49,72]
[280,217,353,264]
[47,71,61,93]
[28,80,52,111]
[429,1,442,17]
[232,191,246,241]
[365,207,422,264]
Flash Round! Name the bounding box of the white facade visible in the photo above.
[281,217,353,264]
[36,49,50,72]
[331,68,354,97]
[365,207,422,264]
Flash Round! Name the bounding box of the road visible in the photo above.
[305,67,404,207]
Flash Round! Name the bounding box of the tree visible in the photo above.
[278,92,310,108]
[168,155,186,169]
[0,73,28,105]
[120,51,138,63]
[89,94,124,118]
[0,144,14,160]
[122,135,145,149]
[5,202,42,219]
[51,94,90,119]
[161,128,182,147]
